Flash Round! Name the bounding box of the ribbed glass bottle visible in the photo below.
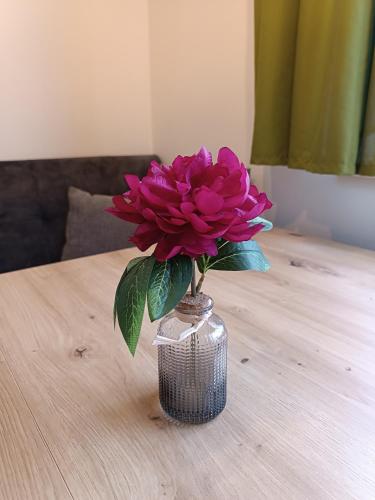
[157,293,227,424]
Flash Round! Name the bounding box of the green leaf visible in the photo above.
[114,256,155,355]
[197,253,209,274]
[147,255,192,321]
[249,216,273,232]
[197,240,231,273]
[125,256,147,273]
[113,257,148,328]
[113,299,117,329]
[204,240,270,272]
[147,260,171,321]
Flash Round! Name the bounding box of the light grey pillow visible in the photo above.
[62,186,134,260]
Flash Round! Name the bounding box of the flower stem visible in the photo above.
[191,259,197,297]
[196,272,205,293]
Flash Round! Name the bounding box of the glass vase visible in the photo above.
[156,293,227,424]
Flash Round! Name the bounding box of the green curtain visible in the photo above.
[251,0,375,176]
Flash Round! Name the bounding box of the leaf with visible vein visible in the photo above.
[125,256,146,273]
[197,240,229,273]
[113,257,148,328]
[147,260,171,321]
[205,240,270,272]
[147,256,192,321]
[115,256,155,355]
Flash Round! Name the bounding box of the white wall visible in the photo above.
[148,0,375,251]
[265,168,375,251]
[0,0,153,160]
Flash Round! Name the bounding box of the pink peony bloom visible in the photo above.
[107,147,272,261]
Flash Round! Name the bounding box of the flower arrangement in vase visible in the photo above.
[107,147,272,423]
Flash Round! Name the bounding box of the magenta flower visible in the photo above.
[107,147,272,261]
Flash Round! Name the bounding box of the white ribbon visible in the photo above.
[152,310,212,346]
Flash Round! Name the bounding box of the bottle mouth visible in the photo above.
[175,293,213,317]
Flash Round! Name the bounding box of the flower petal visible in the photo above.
[180,202,195,214]
[197,146,213,167]
[124,174,140,191]
[188,213,212,233]
[168,206,184,218]
[130,222,161,251]
[224,223,264,242]
[194,187,224,215]
[105,207,143,224]
[154,237,182,261]
[217,147,241,169]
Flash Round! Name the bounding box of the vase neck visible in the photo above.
[175,293,213,321]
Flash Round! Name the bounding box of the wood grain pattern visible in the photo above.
[0,229,374,499]
[0,344,71,499]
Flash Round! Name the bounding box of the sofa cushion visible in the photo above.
[0,155,158,273]
[62,187,134,260]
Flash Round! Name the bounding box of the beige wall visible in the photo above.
[148,0,256,172]
[0,0,153,160]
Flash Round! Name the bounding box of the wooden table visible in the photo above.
[0,229,374,500]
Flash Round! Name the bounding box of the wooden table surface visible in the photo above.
[0,229,374,500]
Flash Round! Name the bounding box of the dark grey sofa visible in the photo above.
[0,155,158,273]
